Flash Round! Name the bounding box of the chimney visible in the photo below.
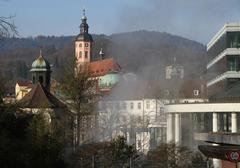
[99,48,105,60]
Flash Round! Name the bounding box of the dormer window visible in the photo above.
[164,90,170,96]
[194,90,199,96]
[39,76,43,84]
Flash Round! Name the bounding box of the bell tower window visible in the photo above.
[33,76,35,84]
[79,43,82,47]
[85,51,88,59]
[79,51,82,58]
[39,76,43,84]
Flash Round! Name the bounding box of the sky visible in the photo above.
[1,0,240,44]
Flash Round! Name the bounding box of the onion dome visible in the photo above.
[76,9,93,42]
[99,71,120,89]
[30,50,51,72]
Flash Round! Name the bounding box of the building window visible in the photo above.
[138,102,141,109]
[146,100,150,109]
[33,76,35,84]
[79,43,82,47]
[228,56,238,71]
[101,102,106,110]
[122,102,126,110]
[194,90,199,96]
[138,140,141,149]
[229,32,240,48]
[130,102,134,109]
[79,51,82,58]
[164,90,169,96]
[115,102,120,110]
[108,103,113,110]
[85,43,89,47]
[39,76,43,84]
[85,51,88,58]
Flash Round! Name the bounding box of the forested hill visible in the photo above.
[0,30,207,83]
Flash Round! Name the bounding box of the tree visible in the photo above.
[108,136,136,167]
[58,58,97,147]
[69,136,136,168]
[0,71,5,104]
[144,143,207,168]
[26,112,65,168]
[0,16,18,38]
[0,105,66,168]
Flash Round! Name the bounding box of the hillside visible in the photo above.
[0,30,207,83]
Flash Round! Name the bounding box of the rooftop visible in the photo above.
[89,58,120,77]
[16,80,32,87]
[18,83,66,109]
[207,22,240,51]
[195,132,240,145]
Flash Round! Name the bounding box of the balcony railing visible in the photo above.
[207,71,240,87]
[207,48,240,69]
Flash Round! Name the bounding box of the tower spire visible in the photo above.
[80,8,89,34]
[75,8,93,65]
[83,8,86,18]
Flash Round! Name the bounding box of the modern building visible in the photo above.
[165,23,240,168]
[207,23,240,97]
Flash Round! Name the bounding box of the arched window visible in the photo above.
[79,51,82,58]
[33,76,35,84]
[85,51,88,58]
[39,76,43,84]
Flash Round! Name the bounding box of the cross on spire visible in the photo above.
[83,8,86,17]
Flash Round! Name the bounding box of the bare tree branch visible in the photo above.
[0,15,18,38]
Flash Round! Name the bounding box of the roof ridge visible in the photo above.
[27,84,38,107]
[38,83,53,107]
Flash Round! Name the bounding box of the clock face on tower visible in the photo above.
[85,43,89,47]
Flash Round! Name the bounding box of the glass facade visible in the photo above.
[208,32,240,61]
[227,55,240,71]
[207,34,227,60]
[192,113,212,132]
[149,127,166,149]
[227,32,240,48]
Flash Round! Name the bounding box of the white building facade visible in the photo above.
[97,99,167,153]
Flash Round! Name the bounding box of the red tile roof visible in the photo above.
[89,58,120,77]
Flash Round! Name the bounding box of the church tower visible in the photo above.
[75,9,93,66]
[30,50,52,91]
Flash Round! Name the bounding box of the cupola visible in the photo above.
[30,50,51,91]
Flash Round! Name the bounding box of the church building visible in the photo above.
[75,10,121,93]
